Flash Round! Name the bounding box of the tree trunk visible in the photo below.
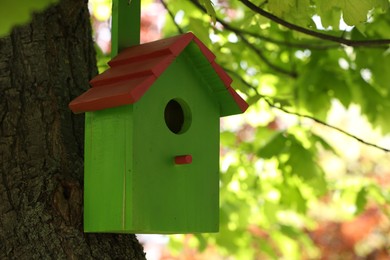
[0,0,146,258]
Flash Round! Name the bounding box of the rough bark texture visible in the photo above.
[0,0,146,258]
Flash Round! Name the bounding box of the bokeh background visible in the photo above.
[89,1,390,259]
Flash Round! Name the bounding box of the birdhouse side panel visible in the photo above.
[129,53,220,233]
[84,105,134,232]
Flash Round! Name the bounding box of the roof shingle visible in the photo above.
[69,32,248,115]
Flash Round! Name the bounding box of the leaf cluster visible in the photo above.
[162,0,390,258]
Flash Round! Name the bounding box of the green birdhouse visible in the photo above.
[69,32,248,233]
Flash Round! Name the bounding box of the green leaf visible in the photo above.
[268,0,295,17]
[194,234,208,252]
[351,48,390,133]
[280,185,308,213]
[257,132,288,159]
[338,0,388,26]
[287,142,317,180]
[221,131,237,147]
[341,0,375,26]
[355,187,368,214]
[198,0,216,24]
[258,239,278,259]
[95,44,110,73]
[363,13,390,38]
[0,0,58,37]
[188,17,211,46]
[317,0,389,28]
[310,133,338,155]
[279,225,301,239]
[263,201,279,224]
[317,0,342,29]
[268,0,313,26]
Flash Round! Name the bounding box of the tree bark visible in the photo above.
[0,0,146,258]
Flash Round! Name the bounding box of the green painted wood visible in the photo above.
[111,0,140,58]
[83,48,221,233]
[84,105,133,232]
[185,42,227,93]
[130,51,220,233]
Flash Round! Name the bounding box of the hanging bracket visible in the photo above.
[111,0,140,58]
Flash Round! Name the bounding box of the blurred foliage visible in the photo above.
[90,0,112,21]
[160,0,390,259]
[0,0,58,37]
[71,0,390,258]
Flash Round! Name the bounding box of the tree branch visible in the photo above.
[213,4,340,50]
[186,0,298,78]
[232,73,390,153]
[163,0,344,51]
[269,101,390,152]
[240,0,390,47]
[160,0,390,152]
[239,36,298,78]
[222,67,260,95]
[160,0,184,34]
[241,31,340,50]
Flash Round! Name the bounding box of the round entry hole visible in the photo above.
[164,99,191,134]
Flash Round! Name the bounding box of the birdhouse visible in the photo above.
[69,32,248,234]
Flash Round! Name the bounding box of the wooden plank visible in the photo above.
[111,0,140,58]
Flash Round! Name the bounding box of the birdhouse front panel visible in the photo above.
[130,50,220,233]
[69,33,249,234]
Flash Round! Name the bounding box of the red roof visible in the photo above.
[69,32,248,116]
